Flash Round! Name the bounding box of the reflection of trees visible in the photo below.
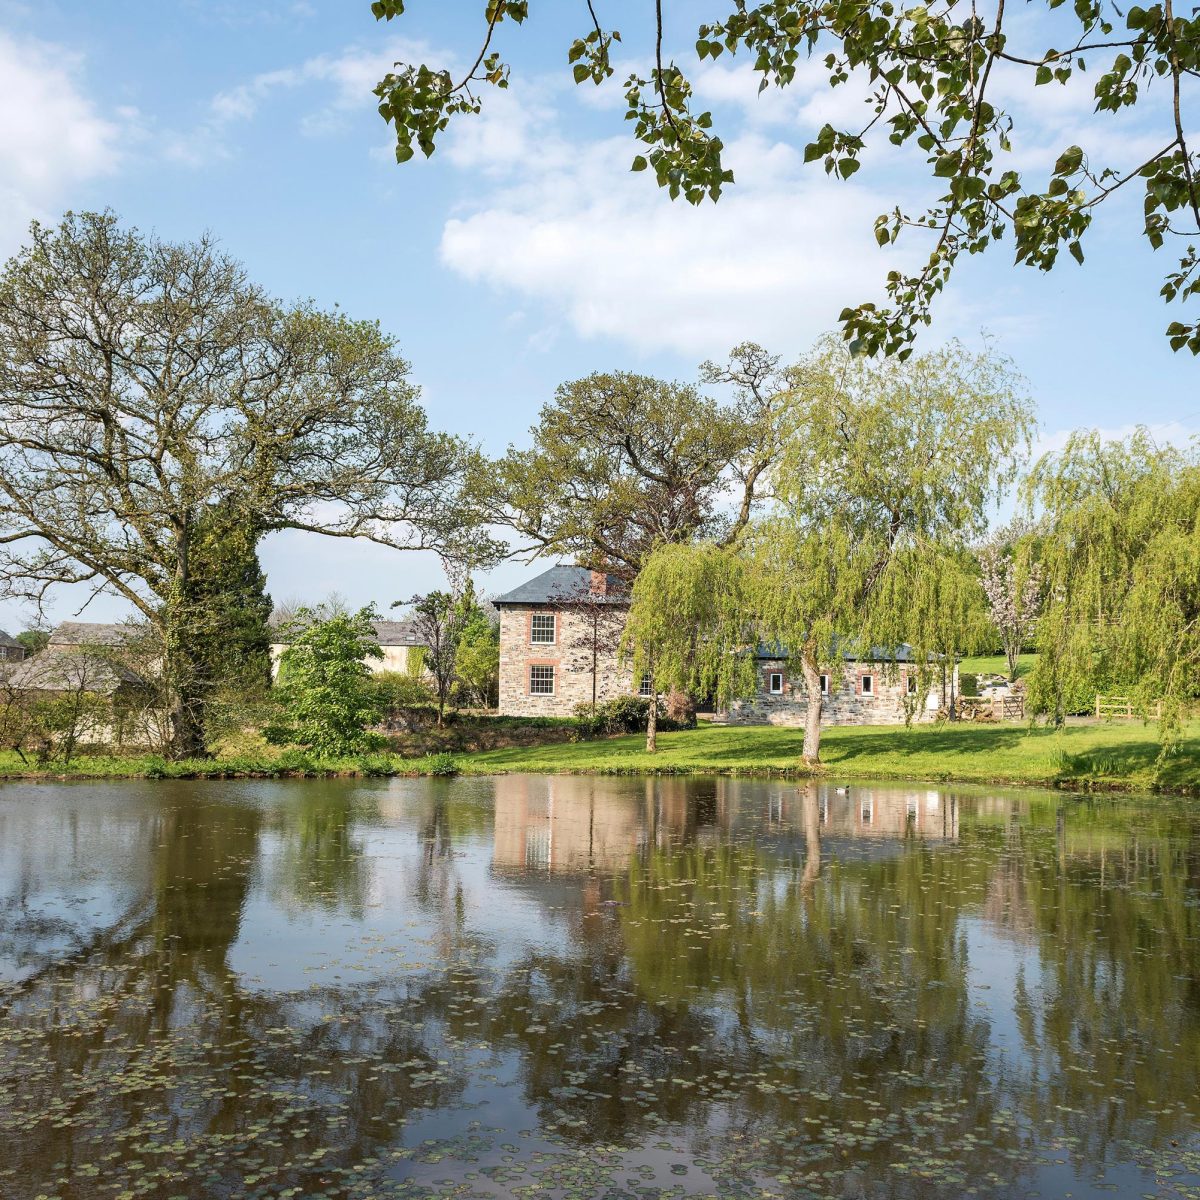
[1,795,466,1200]
[5,781,1200,1200]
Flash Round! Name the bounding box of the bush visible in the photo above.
[573,695,689,739]
[371,670,435,713]
[423,752,459,776]
[959,672,979,698]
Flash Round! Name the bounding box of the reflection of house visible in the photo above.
[269,619,428,678]
[495,563,957,724]
[492,775,647,874]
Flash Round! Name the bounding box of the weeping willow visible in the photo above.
[1026,430,1200,749]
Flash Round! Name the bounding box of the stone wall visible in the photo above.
[717,659,952,727]
[498,604,639,717]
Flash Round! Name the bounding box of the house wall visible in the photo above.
[269,643,421,678]
[498,604,637,717]
[0,646,24,662]
[717,659,953,727]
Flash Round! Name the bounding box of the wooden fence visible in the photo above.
[1095,695,1162,720]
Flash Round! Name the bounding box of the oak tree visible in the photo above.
[0,212,485,758]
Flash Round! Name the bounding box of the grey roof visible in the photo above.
[493,565,629,607]
[49,621,140,647]
[0,629,22,651]
[372,619,427,647]
[7,646,147,693]
[755,640,938,664]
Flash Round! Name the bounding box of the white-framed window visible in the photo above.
[637,671,654,697]
[768,672,784,694]
[861,673,874,696]
[529,664,555,695]
[819,673,830,695]
[530,612,556,644]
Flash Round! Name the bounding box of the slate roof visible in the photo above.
[0,630,22,651]
[755,640,939,664]
[493,565,630,606]
[371,619,427,647]
[49,622,139,647]
[7,646,147,693]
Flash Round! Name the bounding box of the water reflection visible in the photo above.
[0,775,1198,1200]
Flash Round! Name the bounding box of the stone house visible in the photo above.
[495,564,956,724]
[0,631,25,663]
[716,644,954,728]
[494,566,642,717]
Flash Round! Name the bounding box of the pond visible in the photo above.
[1,775,1198,1200]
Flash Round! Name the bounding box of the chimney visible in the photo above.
[590,570,608,596]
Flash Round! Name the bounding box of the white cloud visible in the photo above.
[0,31,125,253]
[436,86,920,357]
[1034,420,1199,462]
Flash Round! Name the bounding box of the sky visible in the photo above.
[0,0,1197,634]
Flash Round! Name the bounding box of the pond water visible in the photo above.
[1,775,1199,1200]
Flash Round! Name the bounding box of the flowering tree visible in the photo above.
[978,522,1044,681]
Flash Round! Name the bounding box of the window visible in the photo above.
[638,671,654,697]
[530,612,556,644]
[907,673,918,695]
[768,672,784,694]
[861,674,874,696]
[819,674,830,695]
[529,664,555,695]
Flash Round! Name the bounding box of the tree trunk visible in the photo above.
[800,650,823,766]
[646,693,658,753]
[1005,642,1019,682]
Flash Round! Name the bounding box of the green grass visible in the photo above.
[2,717,1196,796]
[450,719,1200,796]
[957,652,1038,679]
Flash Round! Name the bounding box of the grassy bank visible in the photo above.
[452,719,1200,796]
[957,652,1038,679]
[0,719,1196,795]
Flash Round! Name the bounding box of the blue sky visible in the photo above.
[0,0,1197,633]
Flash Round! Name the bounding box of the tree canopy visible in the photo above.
[372,0,1200,355]
[1025,429,1200,744]
[484,345,788,579]
[747,336,1033,761]
[0,211,486,756]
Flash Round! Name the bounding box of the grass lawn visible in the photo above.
[1,718,1195,796]
[452,719,1200,796]
[957,652,1038,679]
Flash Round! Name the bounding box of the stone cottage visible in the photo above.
[495,563,956,724]
[716,644,954,728]
[0,630,25,663]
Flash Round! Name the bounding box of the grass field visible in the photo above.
[2,719,1195,796]
[957,652,1038,679]
[451,719,1200,795]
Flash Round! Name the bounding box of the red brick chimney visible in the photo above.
[590,570,608,596]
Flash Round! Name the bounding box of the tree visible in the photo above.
[1024,429,1199,745]
[372,2,1200,355]
[267,607,385,756]
[453,582,501,708]
[623,542,759,751]
[402,591,461,725]
[977,520,1044,681]
[748,336,1034,764]
[484,345,787,579]
[15,630,49,656]
[0,212,486,758]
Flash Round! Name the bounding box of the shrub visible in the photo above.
[573,696,688,739]
[959,672,979,698]
[372,670,435,712]
[423,752,459,776]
